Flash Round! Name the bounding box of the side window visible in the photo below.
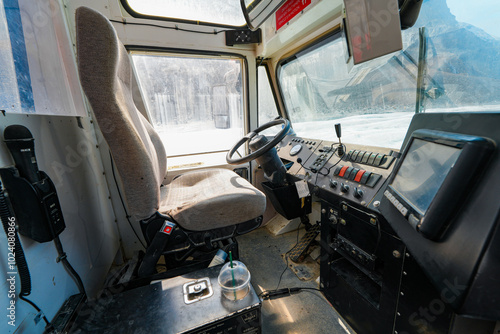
[258,65,280,127]
[131,53,245,170]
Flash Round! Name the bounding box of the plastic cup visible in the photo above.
[218,261,251,301]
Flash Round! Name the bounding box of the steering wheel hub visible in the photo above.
[226,119,291,165]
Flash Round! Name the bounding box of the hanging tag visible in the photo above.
[295,180,310,199]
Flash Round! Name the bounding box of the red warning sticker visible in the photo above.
[276,0,311,30]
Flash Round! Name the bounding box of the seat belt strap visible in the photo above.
[138,220,176,277]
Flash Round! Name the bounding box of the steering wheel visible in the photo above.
[226,119,291,165]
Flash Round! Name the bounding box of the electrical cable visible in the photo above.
[0,180,50,327]
[297,159,313,173]
[261,219,323,301]
[264,220,302,296]
[311,142,346,187]
[318,143,346,177]
[297,287,322,293]
[109,19,233,35]
[272,258,289,293]
[109,152,147,249]
[53,236,87,297]
[259,141,347,300]
[260,286,323,300]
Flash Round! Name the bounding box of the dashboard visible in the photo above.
[267,113,500,332]
[276,135,397,207]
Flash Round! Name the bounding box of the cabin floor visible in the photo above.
[69,222,356,333]
[238,225,355,334]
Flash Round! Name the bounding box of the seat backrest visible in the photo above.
[76,6,167,221]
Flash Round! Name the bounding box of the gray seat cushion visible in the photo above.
[160,169,266,231]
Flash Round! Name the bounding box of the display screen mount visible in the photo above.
[385,129,494,240]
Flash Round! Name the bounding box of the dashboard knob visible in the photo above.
[329,179,338,188]
[340,183,349,193]
[354,187,364,199]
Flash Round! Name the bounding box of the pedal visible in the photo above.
[288,224,320,263]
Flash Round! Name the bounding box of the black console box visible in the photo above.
[261,181,311,219]
[71,265,261,333]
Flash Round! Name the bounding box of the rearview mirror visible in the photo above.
[241,0,287,31]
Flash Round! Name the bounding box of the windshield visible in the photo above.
[278,0,500,149]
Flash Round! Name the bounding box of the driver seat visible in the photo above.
[75,7,266,276]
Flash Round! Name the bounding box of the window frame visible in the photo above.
[127,45,251,160]
[257,62,283,126]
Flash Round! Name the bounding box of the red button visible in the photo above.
[354,170,366,182]
[339,166,349,177]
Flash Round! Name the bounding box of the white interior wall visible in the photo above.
[0,114,120,333]
[0,0,121,333]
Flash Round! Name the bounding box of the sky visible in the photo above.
[447,0,500,38]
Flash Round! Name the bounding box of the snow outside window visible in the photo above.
[125,0,246,26]
[131,53,246,170]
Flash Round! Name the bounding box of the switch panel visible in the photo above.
[346,149,395,169]
[333,165,382,188]
[277,137,398,207]
[308,145,336,173]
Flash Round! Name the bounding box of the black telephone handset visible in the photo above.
[0,125,86,314]
[0,125,65,242]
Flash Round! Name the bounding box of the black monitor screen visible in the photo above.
[390,138,461,215]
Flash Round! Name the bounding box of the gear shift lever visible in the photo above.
[335,123,344,157]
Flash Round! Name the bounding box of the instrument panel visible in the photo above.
[277,135,398,206]
[273,113,500,325]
